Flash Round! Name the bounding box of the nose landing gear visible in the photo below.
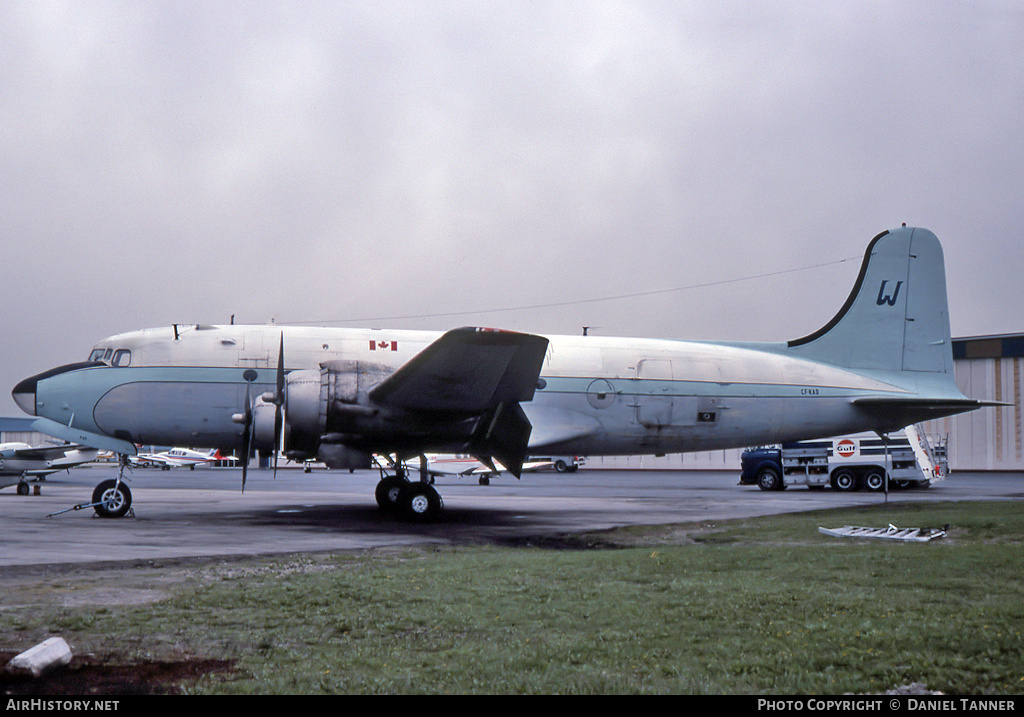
[47,455,134,519]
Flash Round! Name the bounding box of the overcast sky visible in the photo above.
[2,1,1022,417]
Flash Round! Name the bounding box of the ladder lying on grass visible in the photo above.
[818,523,948,542]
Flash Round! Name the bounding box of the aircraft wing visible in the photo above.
[0,444,82,461]
[29,417,137,456]
[370,327,548,413]
[368,328,549,476]
[0,443,99,477]
[421,455,495,477]
[421,455,551,478]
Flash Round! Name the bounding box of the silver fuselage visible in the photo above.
[24,323,943,457]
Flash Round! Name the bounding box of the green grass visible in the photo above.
[5,500,1024,694]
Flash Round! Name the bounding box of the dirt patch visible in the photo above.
[2,652,237,695]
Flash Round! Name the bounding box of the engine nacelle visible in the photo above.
[316,443,373,470]
[279,361,394,460]
[276,357,511,464]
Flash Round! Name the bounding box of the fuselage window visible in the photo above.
[111,349,131,367]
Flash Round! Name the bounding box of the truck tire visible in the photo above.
[863,469,886,491]
[831,468,859,492]
[756,466,783,491]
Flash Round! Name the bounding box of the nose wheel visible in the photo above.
[91,479,133,518]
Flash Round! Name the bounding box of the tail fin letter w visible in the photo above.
[876,280,903,306]
[786,227,953,374]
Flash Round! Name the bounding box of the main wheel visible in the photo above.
[398,482,442,522]
[375,475,405,512]
[92,479,133,518]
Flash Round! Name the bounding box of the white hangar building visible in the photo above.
[920,333,1024,472]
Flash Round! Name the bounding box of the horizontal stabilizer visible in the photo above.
[852,396,1007,432]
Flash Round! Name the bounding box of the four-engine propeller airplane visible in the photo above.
[12,226,995,520]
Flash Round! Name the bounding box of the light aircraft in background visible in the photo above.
[131,447,228,470]
[13,226,997,520]
[0,443,99,495]
[398,454,563,485]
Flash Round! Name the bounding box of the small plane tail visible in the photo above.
[786,226,954,376]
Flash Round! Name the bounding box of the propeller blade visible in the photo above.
[240,382,253,493]
[276,333,285,398]
[273,333,284,479]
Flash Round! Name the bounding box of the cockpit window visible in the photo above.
[87,348,131,366]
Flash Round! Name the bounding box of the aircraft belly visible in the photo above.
[528,384,874,456]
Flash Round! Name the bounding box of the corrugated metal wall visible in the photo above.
[922,350,1023,471]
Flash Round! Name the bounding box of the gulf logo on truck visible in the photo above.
[836,439,857,457]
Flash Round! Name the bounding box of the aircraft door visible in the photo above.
[636,359,689,428]
[240,330,270,368]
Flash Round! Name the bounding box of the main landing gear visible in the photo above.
[374,457,443,522]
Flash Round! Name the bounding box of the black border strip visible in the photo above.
[787,230,890,348]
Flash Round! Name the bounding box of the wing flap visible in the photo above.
[468,402,534,477]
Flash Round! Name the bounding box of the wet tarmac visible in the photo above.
[2,465,1022,568]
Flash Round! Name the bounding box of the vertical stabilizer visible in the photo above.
[787,227,953,375]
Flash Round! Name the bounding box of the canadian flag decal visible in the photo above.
[369,340,398,351]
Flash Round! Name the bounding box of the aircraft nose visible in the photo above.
[12,375,37,415]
